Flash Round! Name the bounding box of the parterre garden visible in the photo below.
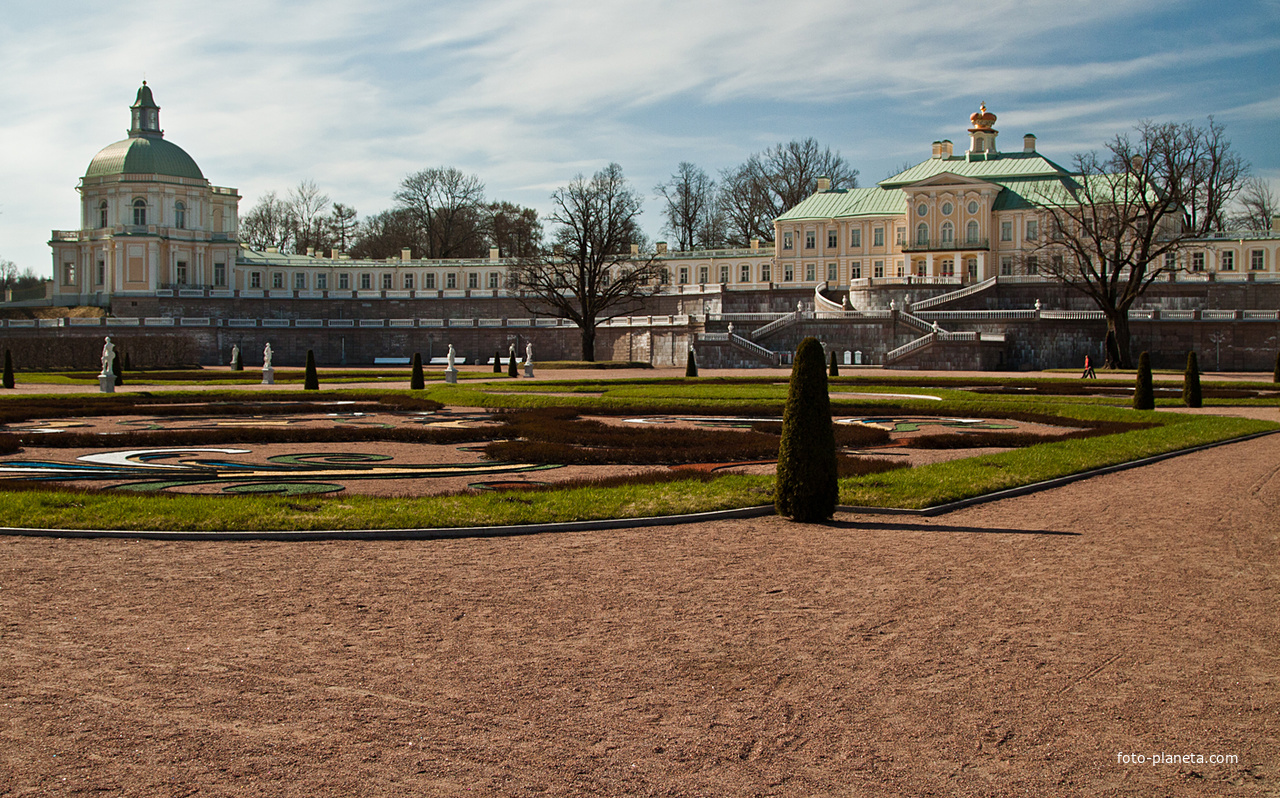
[0,371,1275,531]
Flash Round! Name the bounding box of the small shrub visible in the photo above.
[685,347,698,377]
[493,350,502,374]
[508,350,518,378]
[829,350,839,377]
[775,337,838,522]
[1182,351,1202,408]
[304,350,319,390]
[410,353,425,390]
[1133,351,1154,410]
[2,349,13,389]
[112,353,123,386]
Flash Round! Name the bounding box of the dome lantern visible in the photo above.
[129,81,163,138]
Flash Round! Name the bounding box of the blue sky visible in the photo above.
[1,0,1277,274]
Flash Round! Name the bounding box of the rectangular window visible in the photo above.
[1191,252,1205,272]
[850,228,861,248]
[740,264,750,283]
[1164,253,1176,270]
[915,260,926,277]
[699,266,708,284]
[784,264,794,281]
[175,261,188,285]
[338,273,350,290]
[761,264,772,282]
[1000,256,1013,276]
[382,274,393,290]
[446,272,457,289]
[294,272,306,290]
[63,263,76,285]
[873,260,884,278]
[873,227,884,247]
[97,260,106,286]
[250,272,262,289]
[804,231,816,249]
[966,257,977,280]
[850,261,862,279]
[805,263,816,282]
[678,267,689,284]
[719,265,729,284]
[1221,251,1234,271]
[1051,254,1063,272]
[488,272,499,288]
[425,273,436,289]
[403,274,415,290]
[1001,221,1013,242]
[783,232,793,250]
[316,273,327,290]
[213,262,226,287]
[1026,256,1039,275]
[827,262,838,281]
[1025,220,1038,241]
[272,272,284,289]
[1251,249,1265,271]
[827,230,838,250]
[468,272,479,289]
[360,273,372,290]
[940,259,954,277]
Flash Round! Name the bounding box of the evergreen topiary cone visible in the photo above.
[1182,351,1202,408]
[829,350,839,377]
[776,337,839,523]
[410,353,425,390]
[493,350,502,373]
[685,346,698,377]
[232,348,243,371]
[2,349,13,389]
[304,350,319,390]
[1273,351,1279,383]
[508,350,518,378]
[112,353,123,386]
[1133,351,1155,410]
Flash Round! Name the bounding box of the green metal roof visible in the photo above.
[776,187,907,222]
[85,136,205,181]
[879,152,1071,187]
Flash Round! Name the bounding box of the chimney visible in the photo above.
[1272,214,1280,234]
[931,141,942,159]
[939,140,953,158]
[489,247,500,260]
[400,248,412,262]
[306,246,315,257]
[630,243,639,256]
[330,249,339,259]
[816,175,831,192]
[1023,134,1036,153]
[750,238,760,250]
[1131,155,1145,172]
[656,241,668,254]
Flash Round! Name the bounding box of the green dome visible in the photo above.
[85,136,205,181]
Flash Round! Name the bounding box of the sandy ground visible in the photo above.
[1,426,1277,795]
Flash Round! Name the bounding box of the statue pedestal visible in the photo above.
[524,364,534,378]
[445,368,458,384]
[98,374,115,393]
[261,367,275,385]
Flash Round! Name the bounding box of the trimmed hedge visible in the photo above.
[1133,351,1154,410]
[1183,351,1202,408]
[775,337,838,522]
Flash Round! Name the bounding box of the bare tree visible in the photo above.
[484,202,543,258]
[656,162,718,251]
[287,180,332,255]
[349,209,420,260]
[1230,177,1277,232]
[239,191,296,252]
[509,163,662,361]
[0,259,19,290]
[719,138,858,246]
[394,167,488,259]
[327,203,359,253]
[1035,118,1248,368]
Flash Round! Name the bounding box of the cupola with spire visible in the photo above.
[129,81,162,138]
[966,103,999,158]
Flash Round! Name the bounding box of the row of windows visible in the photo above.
[782,226,892,251]
[99,199,188,229]
[782,218,1046,252]
[916,200,983,217]
[1183,249,1269,271]
[246,271,507,291]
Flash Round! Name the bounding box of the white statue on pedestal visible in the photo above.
[99,337,115,377]
[525,342,533,366]
[446,344,456,370]
[230,344,239,367]
[263,343,273,370]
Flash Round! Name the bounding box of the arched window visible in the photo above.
[941,221,954,244]
[98,201,109,229]
[174,201,186,229]
[915,222,929,246]
[966,220,980,244]
[132,199,147,226]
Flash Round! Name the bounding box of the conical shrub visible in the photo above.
[410,353,425,390]
[492,350,502,373]
[113,352,123,386]
[775,337,839,523]
[1182,351,1202,408]
[304,349,319,390]
[685,346,698,377]
[2,349,13,389]
[1273,351,1279,383]
[508,349,518,377]
[829,350,839,377]
[1133,351,1154,410]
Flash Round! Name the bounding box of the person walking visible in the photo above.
[1082,354,1096,379]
